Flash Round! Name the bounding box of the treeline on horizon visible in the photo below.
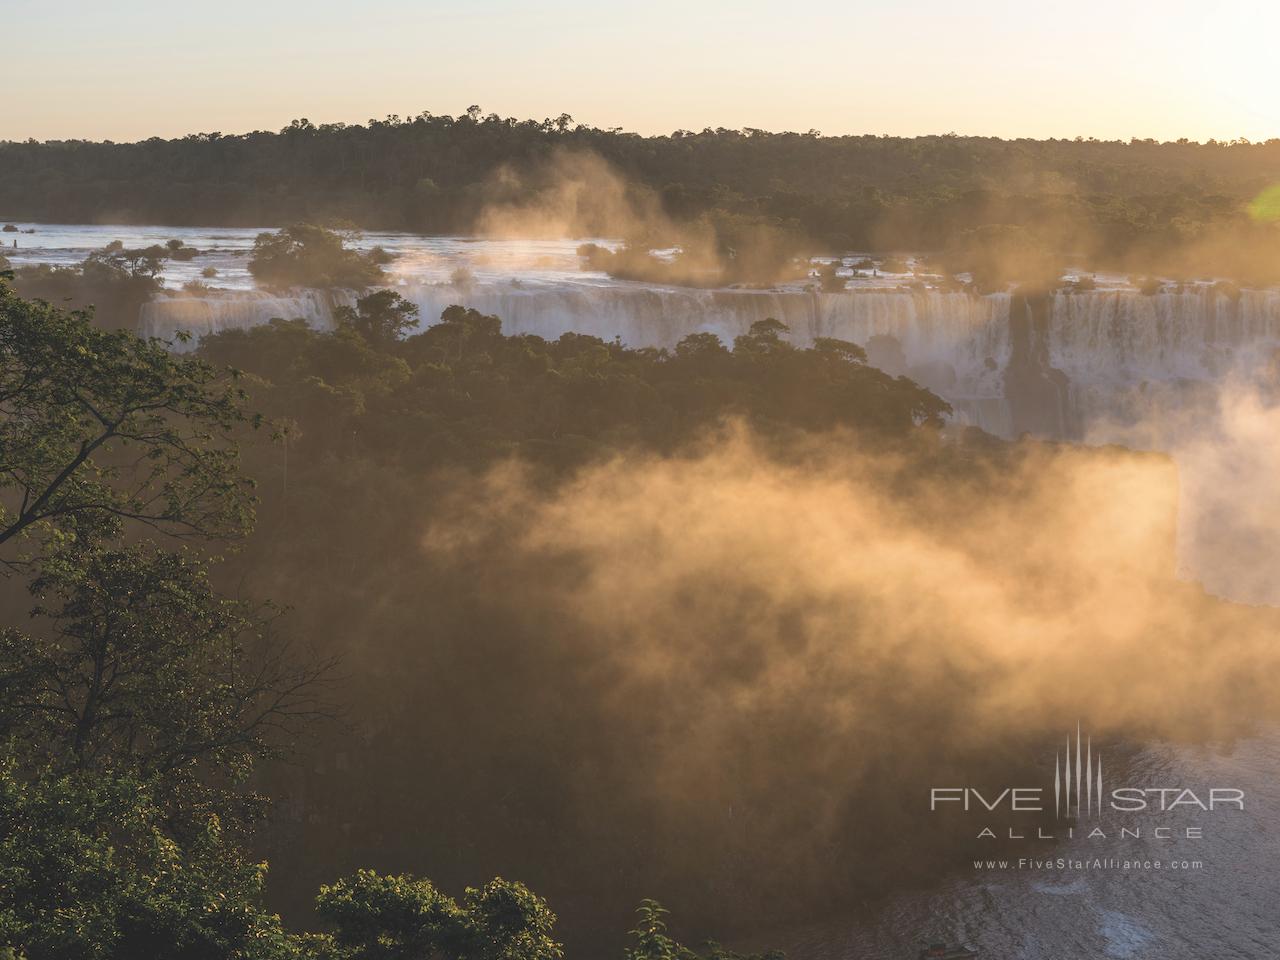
[3,108,1280,281]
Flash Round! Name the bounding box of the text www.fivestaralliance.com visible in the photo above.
[974,858,1203,872]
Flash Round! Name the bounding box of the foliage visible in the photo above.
[0,762,300,960]
[10,246,164,330]
[315,871,561,960]
[0,279,257,569]
[334,290,420,349]
[0,769,763,960]
[815,262,846,293]
[0,282,780,958]
[0,545,330,782]
[187,293,982,945]
[626,902,782,960]
[248,225,385,291]
[198,304,948,476]
[0,284,332,959]
[2,114,1279,280]
[8,239,211,326]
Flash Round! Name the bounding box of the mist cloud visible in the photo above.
[425,424,1280,780]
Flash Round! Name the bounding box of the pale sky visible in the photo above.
[5,0,1279,143]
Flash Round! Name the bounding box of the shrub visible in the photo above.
[248,224,385,290]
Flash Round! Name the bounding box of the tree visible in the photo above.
[732,318,793,356]
[399,304,502,366]
[815,261,846,293]
[625,901,783,960]
[334,290,420,350]
[812,337,867,364]
[4,119,1280,281]
[9,245,168,330]
[71,243,172,284]
[0,283,330,960]
[625,901,682,960]
[0,279,256,569]
[247,225,385,291]
[315,871,561,960]
[0,763,302,960]
[673,332,729,364]
[0,545,331,781]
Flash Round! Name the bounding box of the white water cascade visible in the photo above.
[138,289,343,342]
[141,282,1280,442]
[15,222,1280,602]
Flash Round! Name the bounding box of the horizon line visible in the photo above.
[4,111,1278,150]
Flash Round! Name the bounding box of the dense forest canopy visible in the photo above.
[3,110,1280,280]
[196,302,952,468]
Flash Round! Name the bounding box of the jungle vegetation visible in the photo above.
[2,110,1279,282]
[0,261,962,956]
[0,276,813,959]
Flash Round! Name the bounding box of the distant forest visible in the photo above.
[3,109,1280,279]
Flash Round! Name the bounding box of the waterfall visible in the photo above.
[1048,288,1280,434]
[135,278,1280,602]
[138,281,1280,440]
[393,282,821,348]
[138,289,348,345]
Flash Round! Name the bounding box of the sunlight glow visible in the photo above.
[4,0,1279,142]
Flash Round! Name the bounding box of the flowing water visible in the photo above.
[16,224,1280,606]
[9,224,1279,433]
[9,224,1280,957]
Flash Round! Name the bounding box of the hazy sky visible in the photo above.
[6,0,1278,143]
